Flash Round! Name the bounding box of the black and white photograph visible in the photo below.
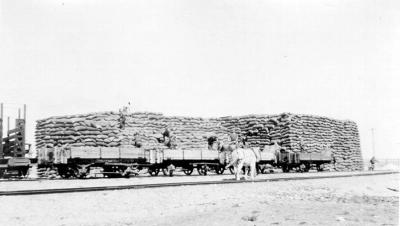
[0,0,399,225]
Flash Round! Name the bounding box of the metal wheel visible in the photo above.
[162,164,175,176]
[197,165,208,176]
[148,168,160,176]
[282,165,290,173]
[304,164,311,172]
[59,170,71,179]
[19,166,29,177]
[183,166,194,175]
[162,168,169,176]
[215,165,225,174]
[64,171,73,178]
[57,166,68,179]
[71,168,79,178]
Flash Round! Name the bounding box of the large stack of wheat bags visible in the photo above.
[36,112,363,171]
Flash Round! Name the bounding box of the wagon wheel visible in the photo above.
[282,165,290,173]
[304,164,311,172]
[215,165,225,175]
[197,165,208,176]
[148,168,160,176]
[63,171,73,179]
[162,165,175,176]
[19,166,29,177]
[59,169,72,179]
[183,166,194,175]
[71,168,80,178]
[162,168,168,176]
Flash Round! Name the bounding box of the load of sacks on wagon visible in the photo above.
[283,115,362,171]
[35,112,231,150]
[35,113,122,148]
[218,113,293,149]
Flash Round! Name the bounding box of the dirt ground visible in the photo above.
[0,174,398,226]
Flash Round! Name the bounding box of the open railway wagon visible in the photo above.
[38,146,160,178]
[37,146,227,178]
[158,149,225,176]
[153,148,278,176]
[276,149,332,172]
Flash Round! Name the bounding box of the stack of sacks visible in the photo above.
[218,114,291,149]
[36,112,230,151]
[121,112,230,150]
[285,114,363,171]
[218,113,363,171]
[36,112,121,149]
[35,111,363,171]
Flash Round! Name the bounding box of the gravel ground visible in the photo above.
[0,173,398,226]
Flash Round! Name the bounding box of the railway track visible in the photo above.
[0,171,243,182]
[0,167,279,182]
[0,171,397,196]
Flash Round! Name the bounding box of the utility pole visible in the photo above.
[371,128,376,157]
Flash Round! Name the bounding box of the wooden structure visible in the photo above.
[0,104,31,177]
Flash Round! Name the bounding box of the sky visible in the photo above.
[0,0,399,159]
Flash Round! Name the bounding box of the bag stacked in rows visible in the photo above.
[36,111,363,171]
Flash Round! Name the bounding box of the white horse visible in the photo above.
[220,144,260,181]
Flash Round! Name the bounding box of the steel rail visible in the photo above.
[0,172,235,182]
[0,169,394,183]
[0,171,397,196]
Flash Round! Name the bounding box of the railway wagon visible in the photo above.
[38,146,162,178]
[160,147,279,176]
[37,146,227,178]
[276,149,332,172]
[37,145,333,178]
[158,149,225,176]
